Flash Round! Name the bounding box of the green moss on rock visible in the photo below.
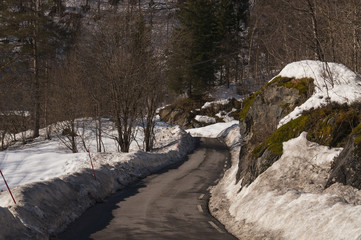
[253,103,361,160]
[252,114,311,158]
[239,93,258,120]
[277,77,314,97]
[239,76,314,121]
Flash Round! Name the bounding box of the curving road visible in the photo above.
[56,138,237,240]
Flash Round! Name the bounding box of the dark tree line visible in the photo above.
[0,0,79,142]
[167,0,249,99]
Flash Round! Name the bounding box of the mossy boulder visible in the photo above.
[241,103,361,186]
[237,76,314,186]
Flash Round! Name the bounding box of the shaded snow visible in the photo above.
[215,108,238,123]
[201,99,230,109]
[277,60,361,128]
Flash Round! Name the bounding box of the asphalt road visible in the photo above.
[55,138,237,240]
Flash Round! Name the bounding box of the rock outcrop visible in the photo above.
[326,129,361,190]
[236,77,314,186]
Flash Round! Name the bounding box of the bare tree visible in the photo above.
[81,10,154,152]
[51,54,88,153]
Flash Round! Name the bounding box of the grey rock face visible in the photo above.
[326,137,361,190]
[159,107,195,128]
[237,83,309,187]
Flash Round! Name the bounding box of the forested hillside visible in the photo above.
[1,0,361,152]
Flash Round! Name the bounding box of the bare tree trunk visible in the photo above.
[33,0,40,138]
[307,0,324,61]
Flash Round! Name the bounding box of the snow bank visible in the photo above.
[215,108,238,123]
[186,121,239,138]
[0,121,179,191]
[209,125,244,238]
[212,132,361,240]
[277,60,361,127]
[0,207,36,239]
[0,127,195,239]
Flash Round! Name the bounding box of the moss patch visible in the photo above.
[239,93,259,120]
[252,114,311,158]
[238,77,281,120]
[353,124,361,145]
[253,103,361,159]
[277,77,314,97]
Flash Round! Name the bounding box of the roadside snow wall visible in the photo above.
[210,129,361,240]
[0,128,195,239]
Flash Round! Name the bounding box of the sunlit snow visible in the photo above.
[277,60,361,128]
[186,121,239,138]
[0,120,180,193]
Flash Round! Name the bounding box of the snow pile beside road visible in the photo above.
[186,121,238,138]
[211,131,361,240]
[277,60,361,127]
[0,126,195,239]
[0,120,179,191]
[209,125,243,238]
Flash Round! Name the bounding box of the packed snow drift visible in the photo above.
[186,121,239,138]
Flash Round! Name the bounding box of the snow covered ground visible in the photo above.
[0,120,178,192]
[211,131,361,240]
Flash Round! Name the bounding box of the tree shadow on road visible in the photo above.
[53,153,194,240]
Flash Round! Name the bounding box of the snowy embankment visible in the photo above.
[211,131,361,240]
[0,125,195,239]
[210,60,361,240]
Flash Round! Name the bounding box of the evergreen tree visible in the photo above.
[168,0,219,98]
[0,0,78,138]
[168,0,249,97]
[215,0,249,87]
